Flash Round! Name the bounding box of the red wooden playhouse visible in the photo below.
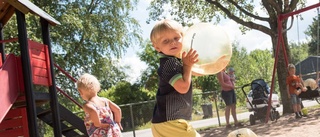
[0,0,87,136]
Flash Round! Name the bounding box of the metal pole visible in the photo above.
[16,10,39,137]
[130,105,136,137]
[317,6,319,80]
[40,18,62,137]
[0,23,5,63]
[213,91,221,126]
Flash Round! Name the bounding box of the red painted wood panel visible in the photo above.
[33,76,51,86]
[16,57,25,92]
[28,39,52,86]
[32,67,49,77]
[21,108,29,137]
[0,107,28,137]
[0,118,22,129]
[0,54,19,122]
[0,127,24,137]
[0,53,2,67]
[30,58,47,68]
[3,107,22,118]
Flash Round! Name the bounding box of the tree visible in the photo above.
[147,0,307,114]
[3,0,142,104]
[137,41,159,92]
[99,81,155,130]
[289,42,309,65]
[305,16,320,56]
[1,1,142,134]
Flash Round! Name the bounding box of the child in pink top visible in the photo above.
[77,73,123,137]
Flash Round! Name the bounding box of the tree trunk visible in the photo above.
[271,32,293,114]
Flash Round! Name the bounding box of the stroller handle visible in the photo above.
[241,83,251,92]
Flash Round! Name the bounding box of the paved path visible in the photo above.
[123,100,319,137]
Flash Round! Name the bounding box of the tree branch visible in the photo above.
[227,0,269,21]
[261,0,278,27]
[289,0,299,12]
[206,0,273,36]
[267,0,281,14]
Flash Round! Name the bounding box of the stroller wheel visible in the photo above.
[259,118,265,123]
[270,110,276,121]
[270,109,280,121]
[275,111,280,121]
[249,114,255,125]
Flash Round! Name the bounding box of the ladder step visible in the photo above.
[37,109,51,117]
[62,126,76,133]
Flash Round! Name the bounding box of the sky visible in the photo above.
[121,0,320,83]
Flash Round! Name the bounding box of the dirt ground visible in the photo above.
[199,108,320,137]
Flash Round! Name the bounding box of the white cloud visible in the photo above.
[120,54,147,84]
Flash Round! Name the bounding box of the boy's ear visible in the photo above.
[153,44,161,52]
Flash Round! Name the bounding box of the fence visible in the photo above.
[119,91,223,137]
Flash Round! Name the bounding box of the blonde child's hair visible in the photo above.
[76,73,101,95]
[150,19,184,44]
[288,64,295,70]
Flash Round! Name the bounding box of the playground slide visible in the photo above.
[0,54,20,122]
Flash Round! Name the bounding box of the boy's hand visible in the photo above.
[295,89,301,95]
[182,49,198,67]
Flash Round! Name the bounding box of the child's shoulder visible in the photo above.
[100,97,109,102]
[82,102,96,112]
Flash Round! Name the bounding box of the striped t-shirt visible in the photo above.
[152,53,193,123]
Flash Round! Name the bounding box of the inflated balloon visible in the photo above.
[182,23,232,75]
[227,128,258,137]
[304,78,318,90]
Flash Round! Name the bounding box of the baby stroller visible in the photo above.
[241,79,280,125]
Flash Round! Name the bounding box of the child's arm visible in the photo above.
[108,100,123,130]
[173,49,198,94]
[83,104,110,128]
[286,84,291,98]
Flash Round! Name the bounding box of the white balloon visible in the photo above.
[182,23,232,75]
[227,128,258,137]
[304,78,318,90]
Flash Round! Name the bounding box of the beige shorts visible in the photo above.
[151,119,201,137]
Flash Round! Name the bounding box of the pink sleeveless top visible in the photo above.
[220,72,234,91]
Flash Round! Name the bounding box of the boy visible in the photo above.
[149,19,200,137]
[286,64,305,119]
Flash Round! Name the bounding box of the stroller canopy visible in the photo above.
[251,79,270,94]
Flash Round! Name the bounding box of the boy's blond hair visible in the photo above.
[288,64,296,70]
[76,73,101,95]
[150,19,184,44]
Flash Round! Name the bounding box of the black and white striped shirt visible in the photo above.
[152,53,193,123]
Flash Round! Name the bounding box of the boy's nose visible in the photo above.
[169,39,177,45]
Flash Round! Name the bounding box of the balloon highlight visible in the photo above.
[182,23,232,75]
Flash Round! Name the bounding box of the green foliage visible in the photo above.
[148,0,222,26]
[193,75,219,93]
[137,41,159,92]
[289,42,309,65]
[305,16,320,55]
[100,81,154,104]
[99,81,155,131]
[2,0,142,90]
[2,0,144,134]
[147,0,307,114]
